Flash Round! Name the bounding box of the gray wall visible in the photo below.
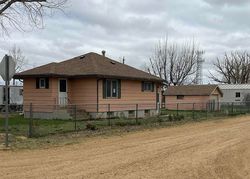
[220,89,250,103]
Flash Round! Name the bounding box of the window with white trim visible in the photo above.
[39,78,46,88]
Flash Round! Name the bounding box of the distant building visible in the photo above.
[0,85,23,109]
[219,84,250,103]
[163,85,223,111]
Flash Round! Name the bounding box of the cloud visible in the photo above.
[1,0,250,83]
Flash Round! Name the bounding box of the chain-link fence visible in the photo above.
[1,102,250,146]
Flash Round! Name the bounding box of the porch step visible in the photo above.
[67,106,90,120]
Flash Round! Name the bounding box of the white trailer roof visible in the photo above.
[219,84,250,90]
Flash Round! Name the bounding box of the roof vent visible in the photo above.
[102,50,106,57]
[80,55,85,59]
[111,61,116,65]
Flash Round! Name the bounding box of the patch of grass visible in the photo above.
[1,109,249,150]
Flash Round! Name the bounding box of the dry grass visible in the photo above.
[1,115,250,178]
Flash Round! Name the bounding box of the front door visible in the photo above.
[58,79,68,106]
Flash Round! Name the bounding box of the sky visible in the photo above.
[1,0,250,83]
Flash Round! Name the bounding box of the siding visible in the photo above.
[220,89,250,103]
[68,78,97,112]
[165,88,221,111]
[98,80,159,112]
[23,78,58,112]
[165,96,210,110]
[23,77,161,113]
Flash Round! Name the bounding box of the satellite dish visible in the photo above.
[0,55,16,81]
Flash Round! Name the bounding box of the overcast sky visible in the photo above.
[1,0,250,83]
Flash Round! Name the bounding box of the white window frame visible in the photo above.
[39,78,46,89]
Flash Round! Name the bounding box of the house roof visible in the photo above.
[14,52,162,82]
[164,85,223,96]
[219,84,250,90]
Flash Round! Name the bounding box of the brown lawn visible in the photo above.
[1,116,250,179]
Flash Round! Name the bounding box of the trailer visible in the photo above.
[0,85,23,111]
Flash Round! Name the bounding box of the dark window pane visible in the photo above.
[40,78,45,88]
[236,92,240,98]
[177,95,184,100]
[106,80,111,97]
[112,80,117,97]
[143,82,153,91]
[60,80,67,92]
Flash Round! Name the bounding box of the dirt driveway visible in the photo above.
[1,116,250,179]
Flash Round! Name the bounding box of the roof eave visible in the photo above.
[14,73,164,83]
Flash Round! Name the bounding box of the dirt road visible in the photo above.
[1,116,250,179]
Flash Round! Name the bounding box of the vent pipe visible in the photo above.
[102,50,106,57]
[122,57,125,64]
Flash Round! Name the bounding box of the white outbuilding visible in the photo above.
[219,84,250,103]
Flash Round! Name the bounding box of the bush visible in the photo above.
[86,123,97,130]
[172,114,184,121]
[168,115,173,121]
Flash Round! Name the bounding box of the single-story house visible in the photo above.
[219,84,250,104]
[14,51,163,119]
[163,85,223,111]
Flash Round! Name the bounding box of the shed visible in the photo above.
[163,85,223,111]
[219,84,250,104]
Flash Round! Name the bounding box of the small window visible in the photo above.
[39,78,46,88]
[36,78,49,89]
[177,95,184,100]
[142,82,154,91]
[128,110,135,118]
[145,110,150,117]
[235,92,240,98]
[19,89,23,96]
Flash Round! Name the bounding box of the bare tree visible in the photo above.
[210,51,250,84]
[0,0,67,35]
[147,38,204,86]
[9,45,27,85]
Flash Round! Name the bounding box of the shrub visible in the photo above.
[179,114,185,120]
[168,115,173,121]
[86,123,97,131]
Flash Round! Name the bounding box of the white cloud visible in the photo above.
[1,0,250,83]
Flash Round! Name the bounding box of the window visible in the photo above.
[36,78,49,89]
[128,110,135,118]
[177,95,184,100]
[106,79,118,98]
[145,110,150,117]
[142,82,154,92]
[39,78,46,88]
[235,92,240,98]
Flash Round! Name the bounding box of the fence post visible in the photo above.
[74,105,77,132]
[206,103,208,119]
[108,104,111,126]
[28,103,33,138]
[192,103,195,120]
[177,103,179,116]
[136,104,138,124]
[231,102,234,114]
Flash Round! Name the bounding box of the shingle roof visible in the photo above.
[219,84,250,90]
[164,85,222,96]
[14,52,162,82]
